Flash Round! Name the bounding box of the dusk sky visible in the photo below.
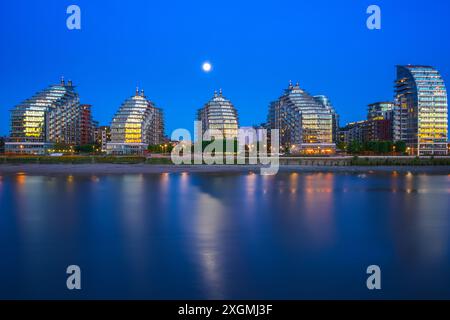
[1,0,450,136]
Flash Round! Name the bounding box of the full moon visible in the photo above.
[202,62,212,73]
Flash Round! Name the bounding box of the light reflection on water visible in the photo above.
[0,171,449,299]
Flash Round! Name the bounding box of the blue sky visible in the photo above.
[1,0,450,136]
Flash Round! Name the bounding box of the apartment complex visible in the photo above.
[340,65,448,155]
[107,88,164,155]
[366,101,394,142]
[339,121,367,145]
[79,104,97,145]
[313,95,340,143]
[267,82,335,154]
[3,66,447,157]
[394,65,448,156]
[368,102,395,121]
[197,89,239,139]
[6,78,82,154]
[94,126,111,153]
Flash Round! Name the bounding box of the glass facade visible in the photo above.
[107,89,164,154]
[365,102,395,142]
[368,102,394,121]
[7,78,81,154]
[394,65,448,156]
[267,82,335,154]
[313,95,340,143]
[197,89,239,139]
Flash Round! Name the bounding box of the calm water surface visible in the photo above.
[0,171,449,299]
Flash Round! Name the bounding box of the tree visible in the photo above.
[348,141,363,154]
[186,139,239,153]
[202,139,239,153]
[52,142,73,153]
[394,141,407,153]
[336,142,347,151]
[75,144,100,154]
[377,141,392,154]
[148,143,173,153]
[0,137,5,154]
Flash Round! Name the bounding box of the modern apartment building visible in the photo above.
[197,89,239,139]
[339,121,367,145]
[267,82,335,154]
[313,95,340,144]
[340,118,392,145]
[6,78,81,154]
[368,102,394,121]
[394,65,448,156]
[79,104,96,145]
[364,119,392,142]
[94,126,111,153]
[107,88,164,155]
[366,101,395,142]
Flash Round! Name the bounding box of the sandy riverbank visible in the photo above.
[0,164,449,175]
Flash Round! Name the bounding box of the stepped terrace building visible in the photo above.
[267,82,335,155]
[6,78,81,154]
[107,88,164,155]
[394,65,448,156]
[197,89,239,139]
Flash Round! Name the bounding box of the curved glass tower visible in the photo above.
[197,89,239,139]
[107,89,164,155]
[7,78,80,154]
[394,65,448,156]
[267,82,335,154]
